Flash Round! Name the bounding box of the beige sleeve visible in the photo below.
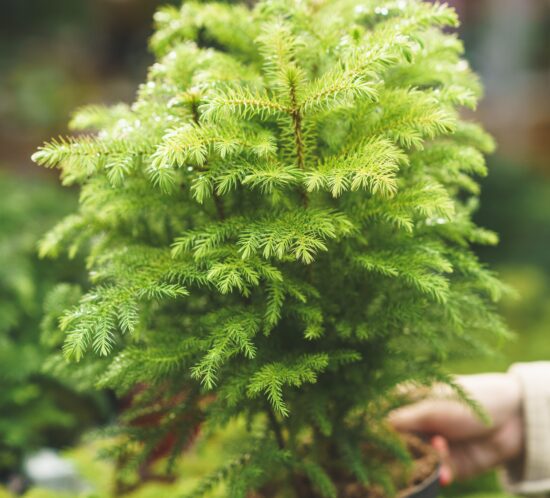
[504,362,550,495]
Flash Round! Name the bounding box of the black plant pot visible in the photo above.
[405,466,440,498]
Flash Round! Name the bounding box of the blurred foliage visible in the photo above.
[0,172,109,479]
[476,159,550,274]
[0,421,243,498]
[0,3,93,136]
[443,472,516,498]
[0,0,177,137]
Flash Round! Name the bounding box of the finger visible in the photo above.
[391,373,522,441]
[390,399,490,441]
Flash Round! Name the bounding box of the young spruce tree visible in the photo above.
[34,0,509,495]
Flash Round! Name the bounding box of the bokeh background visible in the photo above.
[0,0,549,497]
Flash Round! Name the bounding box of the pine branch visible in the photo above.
[247,354,330,417]
[304,137,405,198]
[201,87,289,122]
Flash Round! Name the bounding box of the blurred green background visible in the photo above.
[0,0,549,496]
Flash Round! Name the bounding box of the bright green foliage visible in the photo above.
[0,172,106,477]
[34,0,509,495]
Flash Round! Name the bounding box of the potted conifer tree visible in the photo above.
[33,0,509,496]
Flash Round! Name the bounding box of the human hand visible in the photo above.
[390,373,524,485]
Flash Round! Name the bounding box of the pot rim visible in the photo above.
[400,464,440,498]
